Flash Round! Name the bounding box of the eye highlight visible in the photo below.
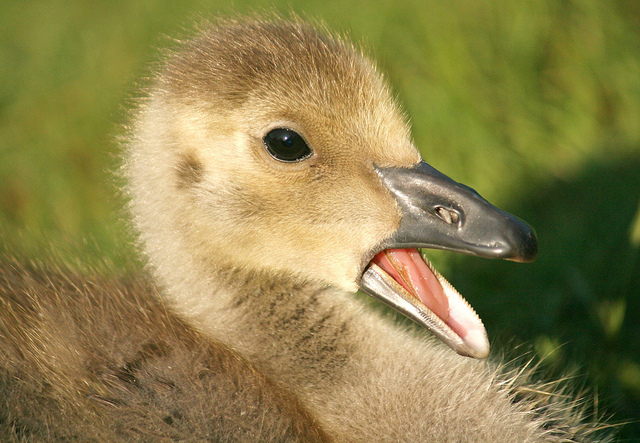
[263,128,312,162]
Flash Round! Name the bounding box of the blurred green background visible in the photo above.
[1,0,639,439]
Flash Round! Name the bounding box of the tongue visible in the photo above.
[371,249,450,323]
[370,248,489,358]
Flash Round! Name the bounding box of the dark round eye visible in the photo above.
[263,128,312,162]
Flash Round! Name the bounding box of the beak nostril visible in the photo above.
[435,206,460,225]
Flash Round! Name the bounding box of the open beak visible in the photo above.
[359,161,537,359]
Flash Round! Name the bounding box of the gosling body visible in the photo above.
[0,19,606,442]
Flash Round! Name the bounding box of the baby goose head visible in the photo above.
[127,19,536,359]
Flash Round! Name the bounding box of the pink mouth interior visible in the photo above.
[371,248,469,340]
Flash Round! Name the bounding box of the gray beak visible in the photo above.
[358,161,537,359]
[375,161,537,262]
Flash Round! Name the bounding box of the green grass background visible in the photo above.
[1,0,639,438]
